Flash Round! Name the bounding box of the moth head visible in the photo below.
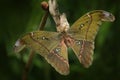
[14,39,26,53]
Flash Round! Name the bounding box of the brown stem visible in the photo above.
[39,1,49,30]
[39,11,49,30]
[22,50,34,80]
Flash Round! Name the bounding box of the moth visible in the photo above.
[14,10,115,75]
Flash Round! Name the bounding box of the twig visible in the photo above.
[48,0,60,27]
[22,50,34,80]
[39,11,49,30]
[39,1,49,30]
[48,0,70,32]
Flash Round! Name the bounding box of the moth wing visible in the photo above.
[14,31,60,57]
[69,10,115,67]
[14,31,69,75]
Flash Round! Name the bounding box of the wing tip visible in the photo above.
[14,39,26,53]
[101,10,115,22]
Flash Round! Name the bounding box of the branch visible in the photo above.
[39,11,49,30]
[22,50,34,80]
[39,1,49,30]
[48,0,60,26]
[48,0,70,32]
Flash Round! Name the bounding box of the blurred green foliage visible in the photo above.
[0,0,120,80]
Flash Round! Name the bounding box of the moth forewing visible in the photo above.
[14,31,61,57]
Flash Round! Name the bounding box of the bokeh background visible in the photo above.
[0,0,120,80]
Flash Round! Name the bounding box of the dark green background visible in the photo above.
[0,0,120,80]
